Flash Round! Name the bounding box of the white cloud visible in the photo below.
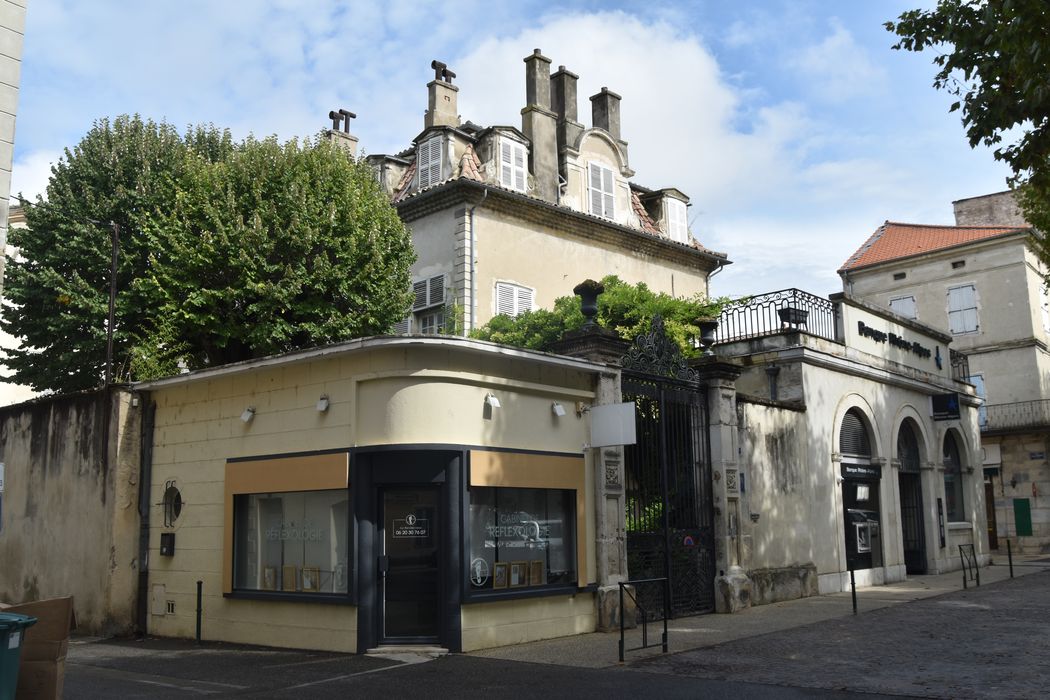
[10,149,61,204]
[790,19,888,101]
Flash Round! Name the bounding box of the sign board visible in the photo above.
[590,402,637,447]
[392,513,429,538]
[931,393,960,421]
[841,463,882,480]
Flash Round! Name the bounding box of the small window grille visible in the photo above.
[951,260,966,269]
[893,272,906,281]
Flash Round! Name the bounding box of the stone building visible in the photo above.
[839,191,1050,553]
[356,51,728,334]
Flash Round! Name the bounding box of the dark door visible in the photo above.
[985,481,998,549]
[898,472,926,574]
[380,487,440,642]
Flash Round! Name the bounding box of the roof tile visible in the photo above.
[839,221,1029,272]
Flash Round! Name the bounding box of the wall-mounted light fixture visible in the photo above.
[551,401,566,417]
[485,393,501,409]
[575,401,589,418]
[316,395,330,413]
[240,407,256,423]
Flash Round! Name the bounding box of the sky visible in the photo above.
[11,0,1014,299]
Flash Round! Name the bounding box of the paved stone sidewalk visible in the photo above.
[636,570,1050,699]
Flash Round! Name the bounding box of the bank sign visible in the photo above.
[857,321,933,361]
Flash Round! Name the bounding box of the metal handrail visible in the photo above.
[959,544,980,588]
[716,288,839,344]
[949,348,970,381]
[618,577,669,663]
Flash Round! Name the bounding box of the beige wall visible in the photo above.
[0,389,141,635]
[460,593,595,651]
[145,342,599,651]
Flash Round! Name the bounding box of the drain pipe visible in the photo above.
[136,393,156,636]
[467,188,488,332]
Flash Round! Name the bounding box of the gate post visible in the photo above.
[546,280,632,630]
[693,358,751,612]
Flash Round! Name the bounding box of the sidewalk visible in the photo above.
[470,554,1050,669]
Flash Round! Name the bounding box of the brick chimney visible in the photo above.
[326,108,359,157]
[590,87,628,166]
[521,49,559,204]
[551,65,583,180]
[425,60,460,129]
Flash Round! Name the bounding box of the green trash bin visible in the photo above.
[0,612,37,700]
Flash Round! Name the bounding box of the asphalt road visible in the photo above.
[63,570,1050,699]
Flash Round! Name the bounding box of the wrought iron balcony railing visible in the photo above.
[716,288,839,344]
[982,399,1050,433]
[949,349,970,382]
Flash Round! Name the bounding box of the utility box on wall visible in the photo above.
[159,532,175,556]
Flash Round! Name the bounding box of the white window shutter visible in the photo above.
[602,167,615,218]
[500,141,513,188]
[589,164,603,216]
[517,286,533,314]
[513,143,526,191]
[496,283,515,316]
[418,137,442,189]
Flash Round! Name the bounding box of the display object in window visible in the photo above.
[233,489,350,594]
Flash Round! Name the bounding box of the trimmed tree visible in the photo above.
[3,117,415,392]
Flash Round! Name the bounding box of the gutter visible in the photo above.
[467,188,488,332]
[135,393,156,636]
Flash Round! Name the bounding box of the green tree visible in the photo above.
[470,275,729,354]
[886,1,1050,263]
[3,117,414,392]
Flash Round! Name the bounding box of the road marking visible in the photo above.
[283,656,431,689]
[135,679,219,695]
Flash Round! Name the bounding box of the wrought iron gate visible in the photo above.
[622,317,714,617]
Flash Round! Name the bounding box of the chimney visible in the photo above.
[521,49,559,204]
[550,66,583,179]
[326,108,359,157]
[425,60,460,129]
[590,87,622,141]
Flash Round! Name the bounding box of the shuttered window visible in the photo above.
[889,295,917,320]
[666,198,688,243]
[391,317,411,334]
[495,282,534,318]
[947,284,978,334]
[839,409,871,457]
[588,163,615,219]
[412,274,445,311]
[500,139,527,192]
[416,136,443,189]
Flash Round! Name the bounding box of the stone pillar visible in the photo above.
[426,80,459,129]
[546,281,632,630]
[551,65,583,180]
[694,357,750,613]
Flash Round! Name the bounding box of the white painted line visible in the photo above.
[135,679,219,695]
[284,656,433,690]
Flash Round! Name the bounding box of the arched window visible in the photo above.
[897,421,921,472]
[943,432,965,521]
[840,409,871,457]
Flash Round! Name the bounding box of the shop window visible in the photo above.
[467,486,576,592]
[233,489,350,594]
[943,432,966,521]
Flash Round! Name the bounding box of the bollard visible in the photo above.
[196,580,203,644]
[849,567,857,615]
[1008,540,1014,578]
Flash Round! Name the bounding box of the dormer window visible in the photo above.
[417,136,443,189]
[500,139,527,192]
[588,163,615,219]
[666,198,688,243]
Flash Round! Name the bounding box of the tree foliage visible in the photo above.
[3,116,415,392]
[469,275,729,355]
[887,1,1050,264]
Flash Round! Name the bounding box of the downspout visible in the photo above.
[136,393,156,636]
[467,188,488,333]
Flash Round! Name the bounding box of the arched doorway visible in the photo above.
[839,408,883,571]
[897,419,926,574]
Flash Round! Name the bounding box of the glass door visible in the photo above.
[380,487,440,641]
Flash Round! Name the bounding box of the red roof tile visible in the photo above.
[839,221,1029,272]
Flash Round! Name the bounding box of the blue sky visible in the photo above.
[12,0,1012,298]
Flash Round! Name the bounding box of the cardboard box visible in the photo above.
[15,659,65,700]
[0,597,75,651]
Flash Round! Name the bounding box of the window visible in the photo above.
[391,317,411,334]
[495,281,533,318]
[666,198,688,243]
[417,308,444,335]
[893,272,907,281]
[897,421,921,472]
[943,432,966,521]
[499,139,527,192]
[413,274,445,311]
[889,295,917,319]
[467,487,577,591]
[233,489,350,594]
[839,409,872,456]
[947,284,979,334]
[951,260,966,269]
[416,136,443,189]
[588,163,615,219]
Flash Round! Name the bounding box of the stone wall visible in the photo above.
[0,388,141,635]
[952,191,1028,227]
